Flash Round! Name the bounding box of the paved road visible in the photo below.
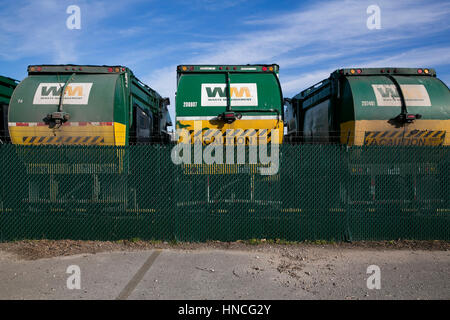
[0,247,449,299]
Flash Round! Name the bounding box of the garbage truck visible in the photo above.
[8,65,172,145]
[0,75,19,143]
[285,68,450,145]
[285,67,450,205]
[175,64,284,145]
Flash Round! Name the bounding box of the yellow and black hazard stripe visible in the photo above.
[364,130,445,146]
[187,128,272,145]
[22,136,105,145]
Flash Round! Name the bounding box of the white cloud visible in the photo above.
[0,0,146,63]
[281,69,332,96]
[183,0,450,67]
[357,47,450,68]
[141,0,450,125]
[0,1,73,62]
[192,0,249,11]
[1,0,448,122]
[281,46,450,98]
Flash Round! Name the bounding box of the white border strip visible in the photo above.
[8,122,113,127]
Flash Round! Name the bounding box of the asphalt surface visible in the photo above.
[0,247,449,299]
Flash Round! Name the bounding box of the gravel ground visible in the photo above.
[0,242,449,300]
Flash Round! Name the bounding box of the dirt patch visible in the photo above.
[0,239,448,261]
[326,240,450,251]
[277,260,304,279]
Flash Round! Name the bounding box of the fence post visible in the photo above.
[344,144,353,242]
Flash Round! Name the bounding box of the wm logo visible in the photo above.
[33,82,93,105]
[201,83,257,106]
[41,85,83,97]
[376,86,399,98]
[231,87,251,98]
[205,86,252,98]
[205,87,226,98]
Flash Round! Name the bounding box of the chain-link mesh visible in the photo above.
[0,144,448,241]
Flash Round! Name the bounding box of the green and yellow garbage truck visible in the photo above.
[175,64,284,144]
[285,68,450,146]
[8,65,172,146]
[0,75,19,143]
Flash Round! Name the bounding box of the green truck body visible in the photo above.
[8,65,171,145]
[286,68,450,146]
[175,64,284,144]
[0,75,19,142]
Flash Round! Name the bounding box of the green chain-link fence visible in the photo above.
[0,144,448,241]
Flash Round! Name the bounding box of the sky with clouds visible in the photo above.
[1,0,449,126]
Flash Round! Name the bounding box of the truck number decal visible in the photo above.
[362,100,376,106]
[183,101,197,107]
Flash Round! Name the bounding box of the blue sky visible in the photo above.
[1,0,449,125]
